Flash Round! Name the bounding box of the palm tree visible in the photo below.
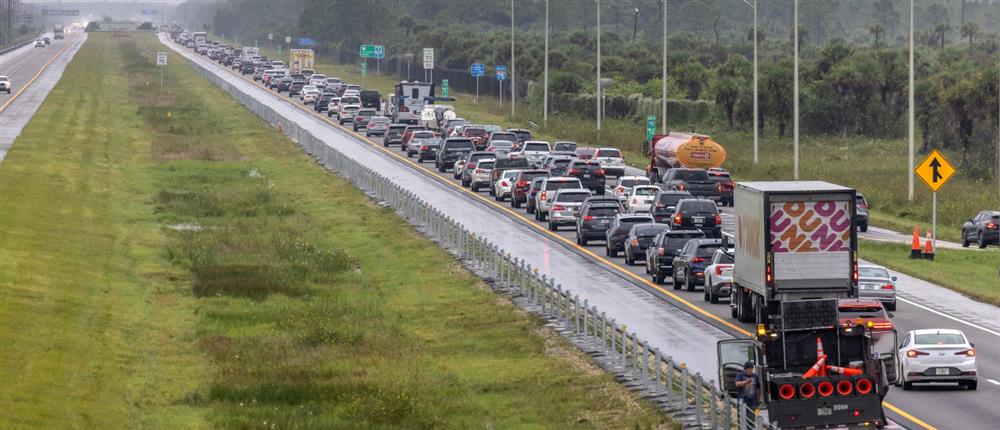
[868,24,885,50]
[934,23,950,49]
[960,22,979,47]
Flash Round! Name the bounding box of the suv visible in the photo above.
[470,159,497,192]
[547,189,592,231]
[406,131,437,156]
[669,198,721,238]
[961,210,999,248]
[353,109,377,131]
[415,136,443,162]
[511,170,549,209]
[525,177,547,214]
[488,132,520,149]
[704,248,735,303]
[288,80,306,97]
[533,177,584,221]
[0,76,11,93]
[493,169,522,201]
[566,160,606,195]
[605,214,655,257]
[576,201,623,245]
[856,192,870,232]
[594,147,626,177]
[508,128,533,144]
[646,230,706,284]
[612,176,651,201]
[459,151,495,186]
[671,238,723,291]
[461,126,490,150]
[660,168,721,202]
[553,141,578,154]
[624,223,670,265]
[435,138,475,172]
[337,105,361,125]
[490,158,531,193]
[518,141,552,167]
[384,124,408,146]
[276,77,294,93]
[707,168,735,206]
[541,155,575,177]
[651,190,692,223]
[401,125,429,150]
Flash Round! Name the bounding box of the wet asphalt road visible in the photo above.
[162,34,1000,430]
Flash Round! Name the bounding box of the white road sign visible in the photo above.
[423,48,434,69]
[268,33,273,41]
[156,52,167,66]
[285,36,291,44]
[423,60,433,69]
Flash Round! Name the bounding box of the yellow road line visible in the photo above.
[0,35,76,114]
[171,38,935,430]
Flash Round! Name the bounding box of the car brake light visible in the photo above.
[955,349,976,357]
[987,223,997,229]
[715,266,724,275]
[568,168,579,175]
[500,181,509,186]
[657,248,665,256]
[715,214,722,225]
[674,214,682,225]
[597,169,606,176]
[540,191,547,201]
[584,215,594,221]
[616,186,625,193]
[517,180,528,187]
[630,238,639,246]
[691,257,705,263]
[677,183,685,191]
[882,284,894,290]
[906,350,929,358]
[467,162,475,169]
[552,204,565,211]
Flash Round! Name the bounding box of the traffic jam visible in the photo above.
[170,31,992,429]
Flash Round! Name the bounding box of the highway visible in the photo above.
[0,31,85,162]
[162,35,999,430]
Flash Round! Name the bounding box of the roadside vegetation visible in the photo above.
[1,32,672,428]
[860,241,1000,306]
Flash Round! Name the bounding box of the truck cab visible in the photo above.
[717,299,898,429]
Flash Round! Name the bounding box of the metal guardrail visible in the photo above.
[181,47,777,430]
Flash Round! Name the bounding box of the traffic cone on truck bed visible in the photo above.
[803,355,827,379]
[923,232,935,261]
[910,226,922,259]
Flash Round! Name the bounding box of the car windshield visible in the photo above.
[502,171,520,179]
[483,125,503,133]
[619,217,653,227]
[679,201,717,214]
[412,132,435,139]
[664,234,704,249]
[633,187,658,196]
[512,130,532,140]
[674,170,710,181]
[914,333,965,345]
[344,106,360,112]
[491,133,517,141]
[490,141,514,148]
[478,162,495,169]
[588,207,619,217]
[597,149,621,158]
[556,192,590,203]
[520,172,547,181]
[370,118,390,124]
[636,225,669,237]
[716,253,735,264]
[465,128,487,137]
[696,245,721,257]
[859,267,890,279]
[656,193,687,205]
[554,142,577,151]
[620,178,650,188]
[546,180,581,190]
[553,159,573,167]
[525,142,550,152]
[446,140,474,150]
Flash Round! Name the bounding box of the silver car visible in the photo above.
[533,177,584,222]
[546,188,592,231]
[858,265,897,311]
[518,141,552,167]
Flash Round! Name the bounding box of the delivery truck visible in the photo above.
[644,132,727,182]
[289,49,315,74]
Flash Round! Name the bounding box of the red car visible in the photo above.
[401,125,429,149]
[461,126,490,150]
[838,298,894,332]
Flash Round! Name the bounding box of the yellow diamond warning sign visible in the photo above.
[914,149,956,192]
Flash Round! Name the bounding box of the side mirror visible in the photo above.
[891,276,898,282]
[971,342,975,348]
[967,218,974,223]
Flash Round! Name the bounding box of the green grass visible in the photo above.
[860,240,1000,306]
[1,32,672,429]
[229,38,995,243]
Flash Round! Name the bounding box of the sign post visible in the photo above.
[471,63,485,103]
[496,65,506,108]
[361,62,367,88]
[646,115,656,142]
[156,52,167,94]
[441,79,449,97]
[268,33,273,49]
[914,149,956,252]
[423,48,434,82]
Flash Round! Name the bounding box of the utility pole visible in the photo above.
[793,0,800,180]
[661,0,667,134]
[510,0,516,117]
[596,0,602,131]
[744,0,759,165]
[543,0,549,127]
[908,0,915,201]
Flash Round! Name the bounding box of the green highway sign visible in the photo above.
[442,79,449,97]
[360,44,384,59]
[646,115,656,141]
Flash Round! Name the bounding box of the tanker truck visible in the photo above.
[643,132,727,182]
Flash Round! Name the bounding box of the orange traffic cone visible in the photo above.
[923,232,935,261]
[910,226,922,259]
[816,337,825,359]
[803,355,827,379]
[826,364,864,376]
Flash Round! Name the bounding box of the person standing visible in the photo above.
[734,361,759,423]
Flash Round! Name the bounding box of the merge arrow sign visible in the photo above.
[915,150,956,192]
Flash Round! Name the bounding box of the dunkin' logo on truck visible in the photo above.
[770,201,851,252]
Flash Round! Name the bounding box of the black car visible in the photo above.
[435,138,475,172]
[672,238,723,291]
[623,223,670,265]
[576,202,623,245]
[240,62,255,75]
[650,190,692,223]
[276,77,294,93]
[660,168,721,202]
[646,230,706,284]
[490,157,531,191]
[315,94,335,112]
[707,168,734,207]
[856,193,870,232]
[961,210,999,248]
[605,214,655,257]
[415,137,443,162]
[669,198,721,238]
[525,177,547,214]
[385,124,408,147]
[511,170,548,209]
[566,160,606,195]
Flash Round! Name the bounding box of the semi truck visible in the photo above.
[241,46,260,62]
[54,24,64,39]
[289,49,315,74]
[644,132,727,182]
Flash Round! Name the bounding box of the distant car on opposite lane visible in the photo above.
[961,210,999,248]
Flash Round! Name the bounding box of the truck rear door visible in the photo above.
[717,339,757,396]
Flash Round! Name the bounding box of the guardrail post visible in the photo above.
[599,312,607,352]
[654,348,662,394]
[681,366,689,407]
[555,284,564,322]
[722,398,732,430]
[695,372,704,426]
[710,384,719,430]
[666,357,674,397]
[574,295,581,335]
[640,341,648,386]
[545,279,555,313]
[620,331,628,367]
[581,299,589,338]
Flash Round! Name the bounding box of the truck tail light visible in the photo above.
[852,261,859,283]
[657,248,665,256]
[855,378,873,395]
[836,379,854,396]
[798,382,816,399]
[779,383,797,400]
[673,214,682,225]
[955,349,976,357]
[906,350,929,358]
[817,380,834,397]
[765,263,773,284]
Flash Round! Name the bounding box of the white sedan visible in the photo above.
[301,88,321,105]
[493,170,521,202]
[625,185,660,213]
[898,328,977,390]
[299,85,318,101]
[611,176,651,201]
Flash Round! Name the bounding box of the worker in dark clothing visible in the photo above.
[734,361,759,423]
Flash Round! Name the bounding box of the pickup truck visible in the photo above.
[660,168,721,202]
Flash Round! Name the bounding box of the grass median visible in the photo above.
[860,240,1000,306]
[1,32,671,428]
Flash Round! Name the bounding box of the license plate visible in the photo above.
[584,174,592,178]
[693,216,705,223]
[935,368,950,375]
[599,220,608,224]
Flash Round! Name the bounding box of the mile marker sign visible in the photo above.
[914,149,956,192]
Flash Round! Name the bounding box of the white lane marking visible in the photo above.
[896,296,1000,338]
[987,379,1000,386]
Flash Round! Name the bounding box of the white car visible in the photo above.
[309,74,327,87]
[625,185,660,213]
[406,131,436,155]
[594,147,626,177]
[299,85,318,100]
[34,39,45,48]
[612,176,651,201]
[493,170,521,202]
[518,141,552,167]
[898,329,977,390]
[469,159,496,192]
[703,248,734,303]
[326,97,342,116]
[302,89,321,105]
[0,76,11,93]
[338,104,361,124]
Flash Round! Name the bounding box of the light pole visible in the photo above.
[743,0,759,165]
[631,7,639,43]
[661,0,667,134]
[600,77,614,123]
[596,0,602,131]
[908,0,915,201]
[543,0,549,127]
[404,53,413,81]
[793,0,800,180]
[511,0,516,117]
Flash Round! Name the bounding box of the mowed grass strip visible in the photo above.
[859,241,1000,306]
[3,32,671,428]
